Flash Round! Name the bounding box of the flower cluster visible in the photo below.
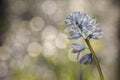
[64,12,103,64]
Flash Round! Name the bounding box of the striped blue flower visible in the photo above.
[80,54,92,65]
[64,12,103,64]
[71,43,85,53]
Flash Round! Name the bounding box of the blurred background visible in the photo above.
[0,0,120,80]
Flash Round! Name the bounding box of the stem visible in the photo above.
[85,38,104,80]
[77,52,80,60]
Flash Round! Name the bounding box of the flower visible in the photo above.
[64,12,103,39]
[65,12,81,27]
[80,54,92,64]
[71,43,85,53]
[64,26,82,39]
[64,12,103,64]
[89,27,103,39]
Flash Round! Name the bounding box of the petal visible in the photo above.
[90,19,96,25]
[89,32,103,39]
[65,12,81,28]
[72,43,85,53]
[68,32,82,39]
[82,25,96,35]
[72,12,80,21]
[64,27,72,32]
[64,26,78,33]
[71,49,80,53]
[80,54,92,64]
[65,18,72,25]
[82,15,90,25]
[71,43,85,51]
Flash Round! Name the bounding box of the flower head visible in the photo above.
[65,12,103,39]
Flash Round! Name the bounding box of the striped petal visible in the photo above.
[80,54,92,65]
[68,32,82,40]
[71,43,85,53]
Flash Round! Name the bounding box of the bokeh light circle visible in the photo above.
[27,42,42,57]
[42,0,57,15]
[55,33,69,49]
[42,25,58,41]
[43,41,57,57]
[30,17,45,32]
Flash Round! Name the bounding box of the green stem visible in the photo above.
[85,38,104,80]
